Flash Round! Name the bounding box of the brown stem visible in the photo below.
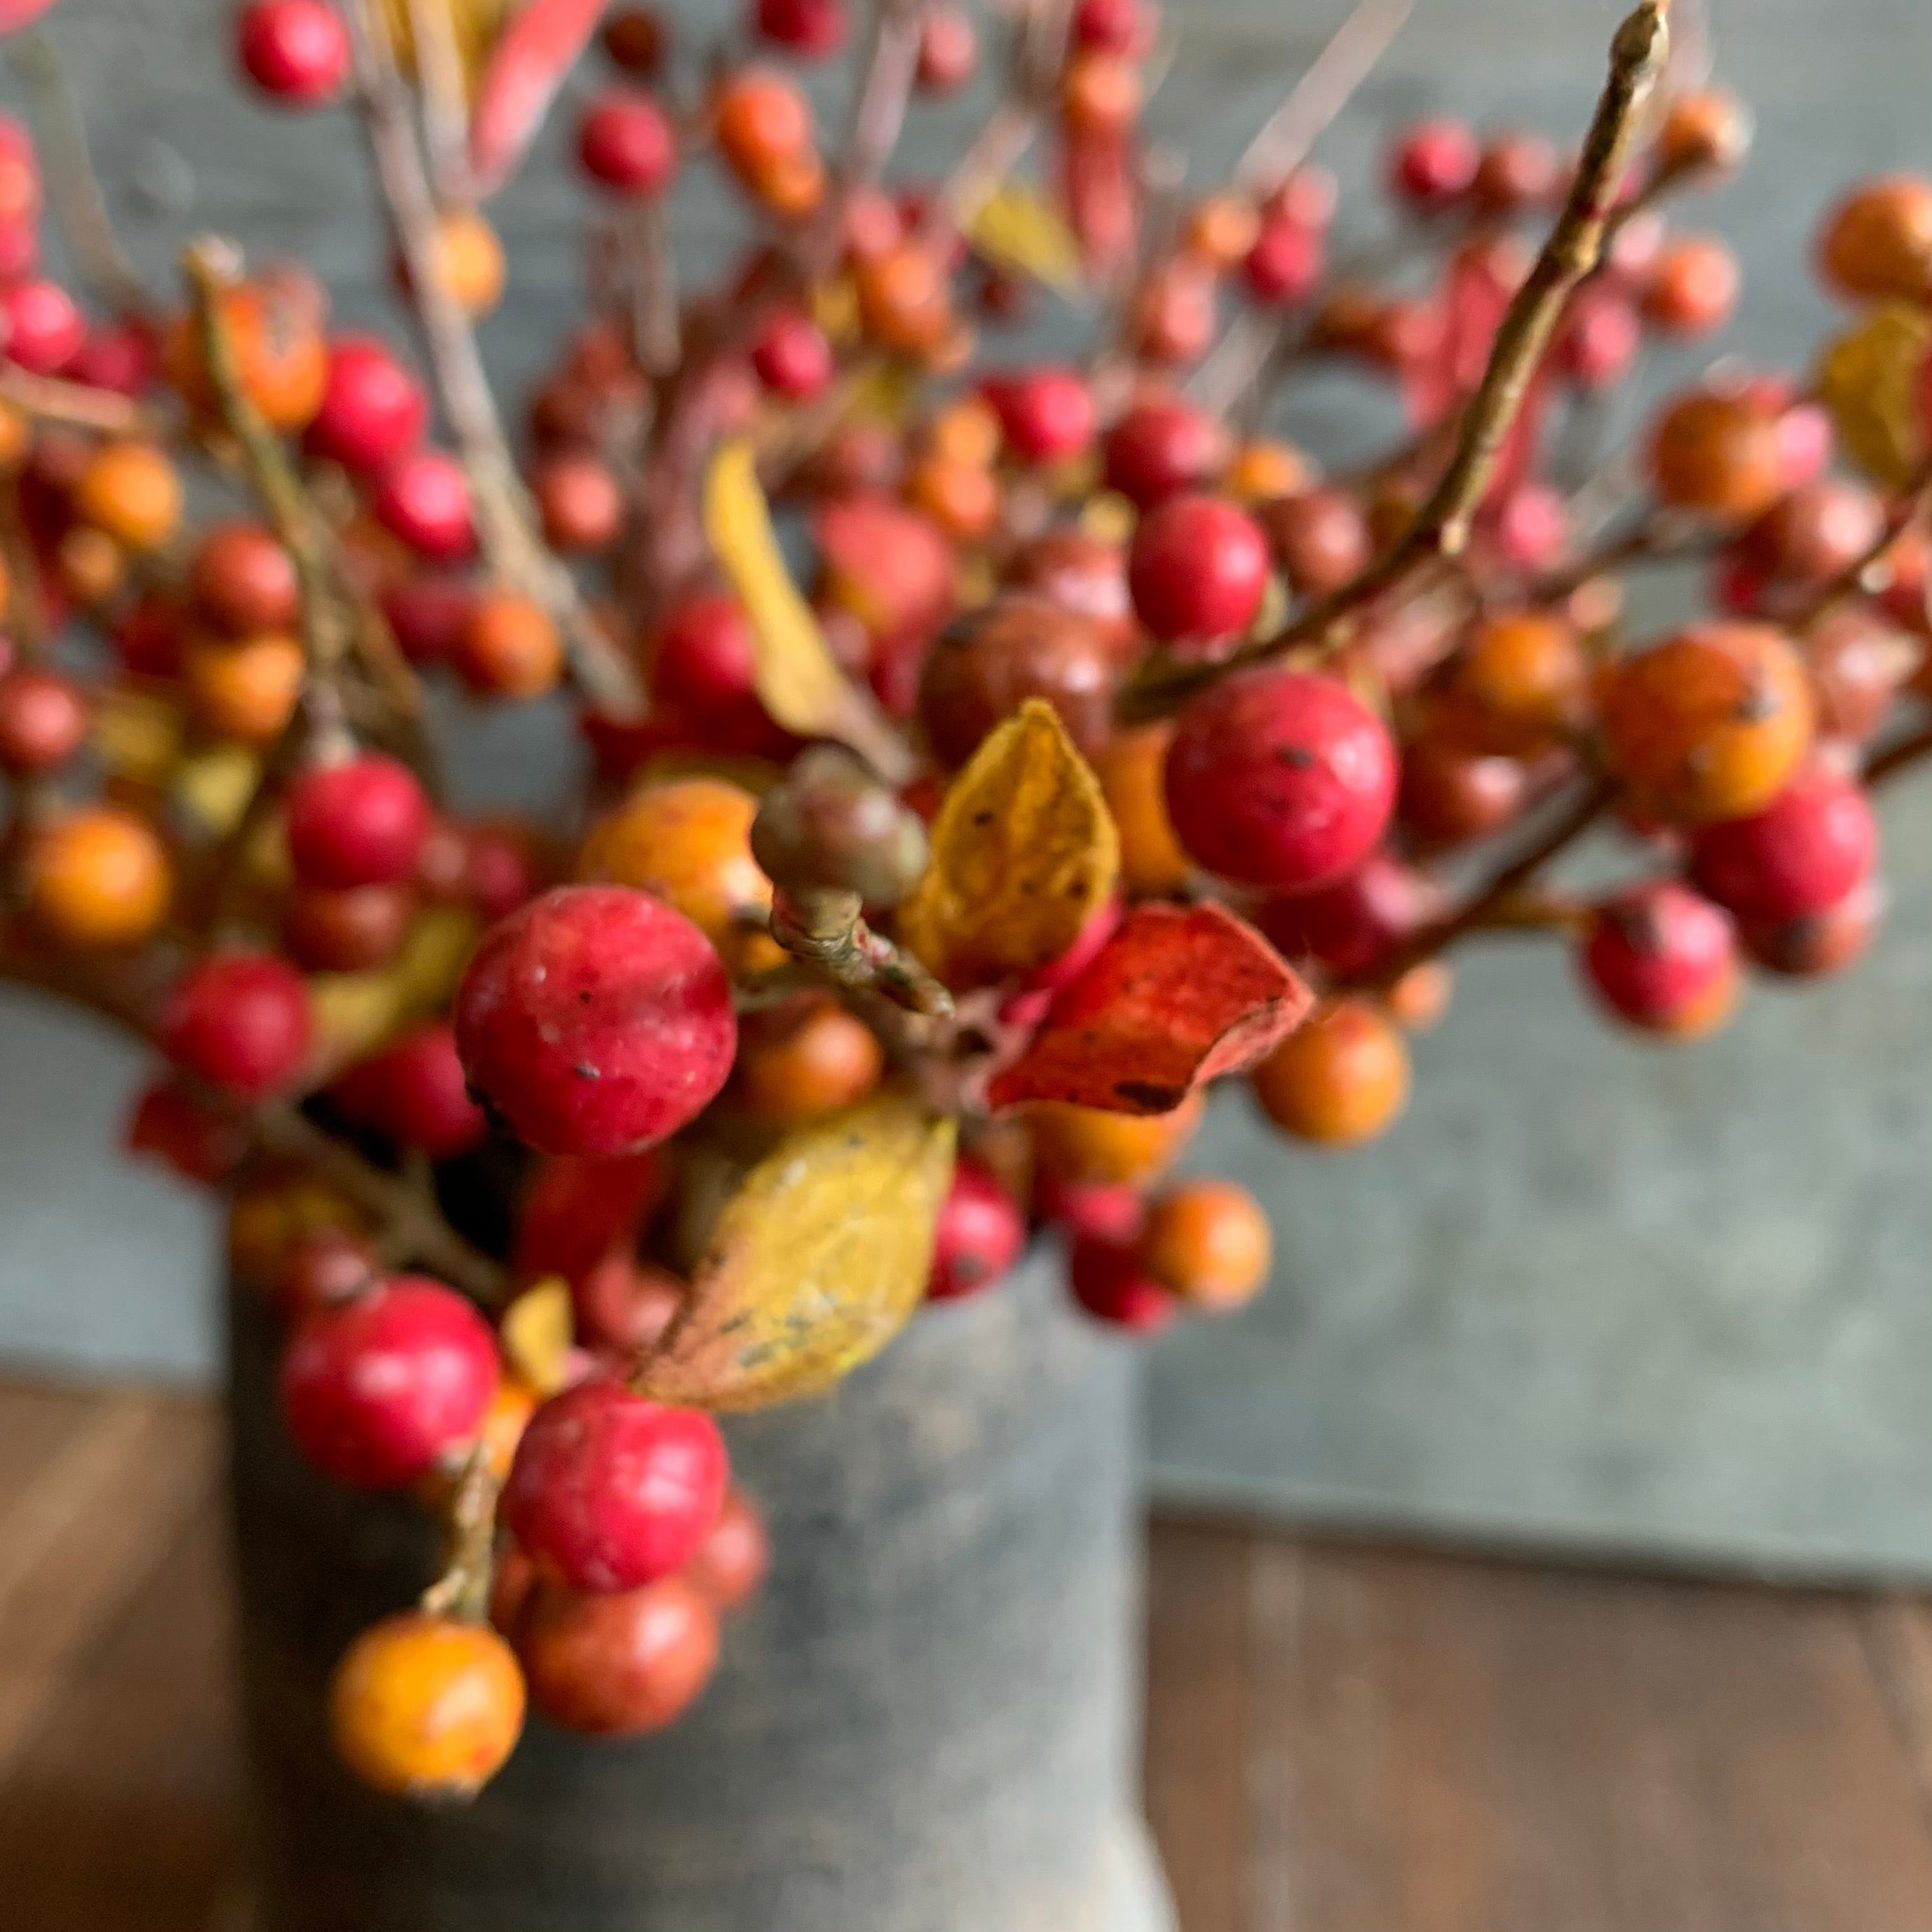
[0,472,51,660]
[1793,461,1932,630]
[419,1441,503,1624]
[841,0,927,196]
[1123,0,1672,719]
[770,888,955,1018]
[404,0,475,207]
[1865,719,1932,789]
[0,366,164,437]
[624,200,680,378]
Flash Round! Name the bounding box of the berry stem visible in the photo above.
[419,1440,503,1626]
[1865,719,1932,789]
[840,0,927,201]
[770,887,956,1018]
[0,365,163,437]
[402,0,475,208]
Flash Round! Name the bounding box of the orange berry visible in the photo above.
[1817,175,1932,304]
[1225,439,1309,505]
[1648,390,1785,522]
[184,630,306,744]
[714,68,812,181]
[855,242,953,355]
[329,1612,525,1800]
[167,278,329,432]
[1182,193,1261,273]
[1656,88,1752,177]
[455,592,563,700]
[1061,52,1140,138]
[1139,1179,1271,1310]
[1029,1090,1204,1186]
[577,776,777,972]
[74,440,182,553]
[55,524,125,606]
[754,148,827,219]
[1450,610,1588,750]
[426,211,506,318]
[904,454,1000,542]
[1600,621,1814,824]
[926,395,1002,468]
[1251,997,1410,1146]
[477,1375,538,1484]
[1386,958,1454,1033]
[736,998,884,1127]
[1092,721,1190,897]
[26,805,172,948]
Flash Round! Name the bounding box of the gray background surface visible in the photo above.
[2,0,1928,1574]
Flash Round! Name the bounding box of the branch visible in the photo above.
[403,0,475,207]
[770,889,955,1018]
[939,0,1072,229]
[0,365,164,437]
[419,1441,503,1624]
[840,0,926,196]
[1123,0,1672,719]
[1865,719,1932,789]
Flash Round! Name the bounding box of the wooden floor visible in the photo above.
[9,1380,1932,1931]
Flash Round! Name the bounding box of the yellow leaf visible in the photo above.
[390,905,482,1014]
[90,686,182,786]
[897,698,1120,988]
[378,0,510,91]
[308,970,408,1072]
[702,438,907,778]
[634,1094,956,1411]
[1816,302,1931,489]
[965,182,1084,295]
[501,1277,574,1396]
[170,745,261,838]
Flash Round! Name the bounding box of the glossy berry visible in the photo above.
[516,1574,719,1735]
[927,1158,1026,1302]
[275,1227,380,1318]
[305,336,427,474]
[184,631,306,745]
[751,311,835,400]
[1600,622,1814,823]
[1741,878,1882,979]
[578,93,679,196]
[372,450,475,561]
[571,1254,683,1356]
[162,952,312,1099]
[1028,1091,1203,1186]
[1450,610,1588,751]
[281,1274,498,1488]
[1138,1179,1271,1311]
[1389,118,1481,209]
[1034,1174,1146,1244]
[1649,390,1785,523]
[333,1023,489,1159]
[984,367,1096,465]
[1164,667,1398,890]
[1243,218,1324,306]
[735,998,884,1127]
[1737,479,1884,592]
[533,450,624,553]
[0,667,87,774]
[1689,765,1877,924]
[1816,175,1932,304]
[755,0,847,56]
[646,593,782,755]
[1257,853,1439,979]
[1806,605,1917,744]
[1102,400,1226,510]
[917,597,1118,766]
[74,440,182,552]
[1068,1232,1175,1333]
[1658,89,1753,177]
[1264,487,1373,596]
[191,522,300,635]
[456,592,564,700]
[1251,996,1410,1145]
[27,808,172,948]
[454,884,737,1158]
[916,8,977,93]
[236,1,351,104]
[284,882,414,973]
[684,1490,770,1612]
[329,1612,524,1799]
[2,280,84,374]
[1642,235,1741,337]
[1580,881,1739,1038]
[286,753,430,890]
[1128,494,1270,648]
[503,1379,728,1593]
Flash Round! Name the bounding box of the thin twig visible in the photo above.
[1865,719,1932,789]
[404,0,475,207]
[0,365,164,437]
[420,1441,503,1624]
[624,201,680,377]
[840,0,926,197]
[770,889,955,1018]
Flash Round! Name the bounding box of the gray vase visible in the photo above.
[226,1249,1174,1932]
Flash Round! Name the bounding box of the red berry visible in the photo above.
[916,8,977,93]
[503,1378,728,1592]
[284,882,414,973]
[306,336,428,474]
[280,1275,498,1489]
[927,1158,1026,1301]
[380,574,471,666]
[646,592,783,754]
[1389,118,1480,210]
[0,668,87,775]
[462,822,541,922]
[285,753,430,890]
[124,1077,247,1187]
[454,884,737,1157]
[1737,479,1885,590]
[984,366,1096,465]
[1127,493,1270,648]
[69,322,158,397]
[577,93,679,196]
[1243,218,1324,306]
[516,1574,719,1734]
[1558,286,1642,391]
[751,311,835,400]
[237,0,351,105]
[1068,1231,1175,1332]
[332,1022,489,1159]
[513,1150,665,1284]
[1257,852,1441,979]
[1101,399,1226,510]
[685,1490,769,1611]
[191,522,301,635]
[754,0,847,56]
[2,280,84,375]
[372,451,475,562]
[0,217,37,285]
[570,1256,683,1356]
[1689,765,1877,924]
[1070,0,1151,56]
[276,1227,380,1317]
[1165,667,1398,890]
[161,951,313,1098]
[1580,880,1739,1035]
[1741,878,1882,979]
[1035,1175,1145,1244]
[1265,487,1373,595]
[533,451,624,553]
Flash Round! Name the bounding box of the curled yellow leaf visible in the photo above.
[965,182,1085,295]
[634,1094,956,1411]
[501,1277,574,1396]
[898,698,1120,988]
[1816,302,1931,489]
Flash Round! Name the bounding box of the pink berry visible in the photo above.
[1690,765,1877,924]
[754,0,846,57]
[1243,218,1324,306]
[1071,0,1152,56]
[927,1159,1026,1301]
[1035,1175,1145,1244]
[1164,667,1399,890]
[1101,400,1226,510]
[1068,1231,1174,1332]
[161,951,313,1099]
[306,336,428,474]
[69,322,158,397]
[2,279,83,374]
[1492,483,1570,573]
[1127,493,1270,647]
[916,8,977,93]
[1580,880,1739,1034]
[503,1379,728,1593]
[1389,118,1481,210]
[332,1022,489,1160]
[372,451,475,562]
[236,0,351,106]
[285,752,430,890]
[453,885,737,1157]
[0,667,88,775]
[1558,286,1642,392]
[577,93,679,196]
[280,1275,498,1489]
[1257,853,1440,979]
[984,366,1096,465]
[751,311,835,400]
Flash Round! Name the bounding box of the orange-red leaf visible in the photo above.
[468,0,606,196]
[988,901,1314,1115]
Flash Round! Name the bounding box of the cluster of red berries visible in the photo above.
[1,0,1928,1803]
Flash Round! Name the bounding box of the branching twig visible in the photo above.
[0,365,164,437]
[419,1441,503,1624]
[841,0,926,197]
[770,889,955,1018]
